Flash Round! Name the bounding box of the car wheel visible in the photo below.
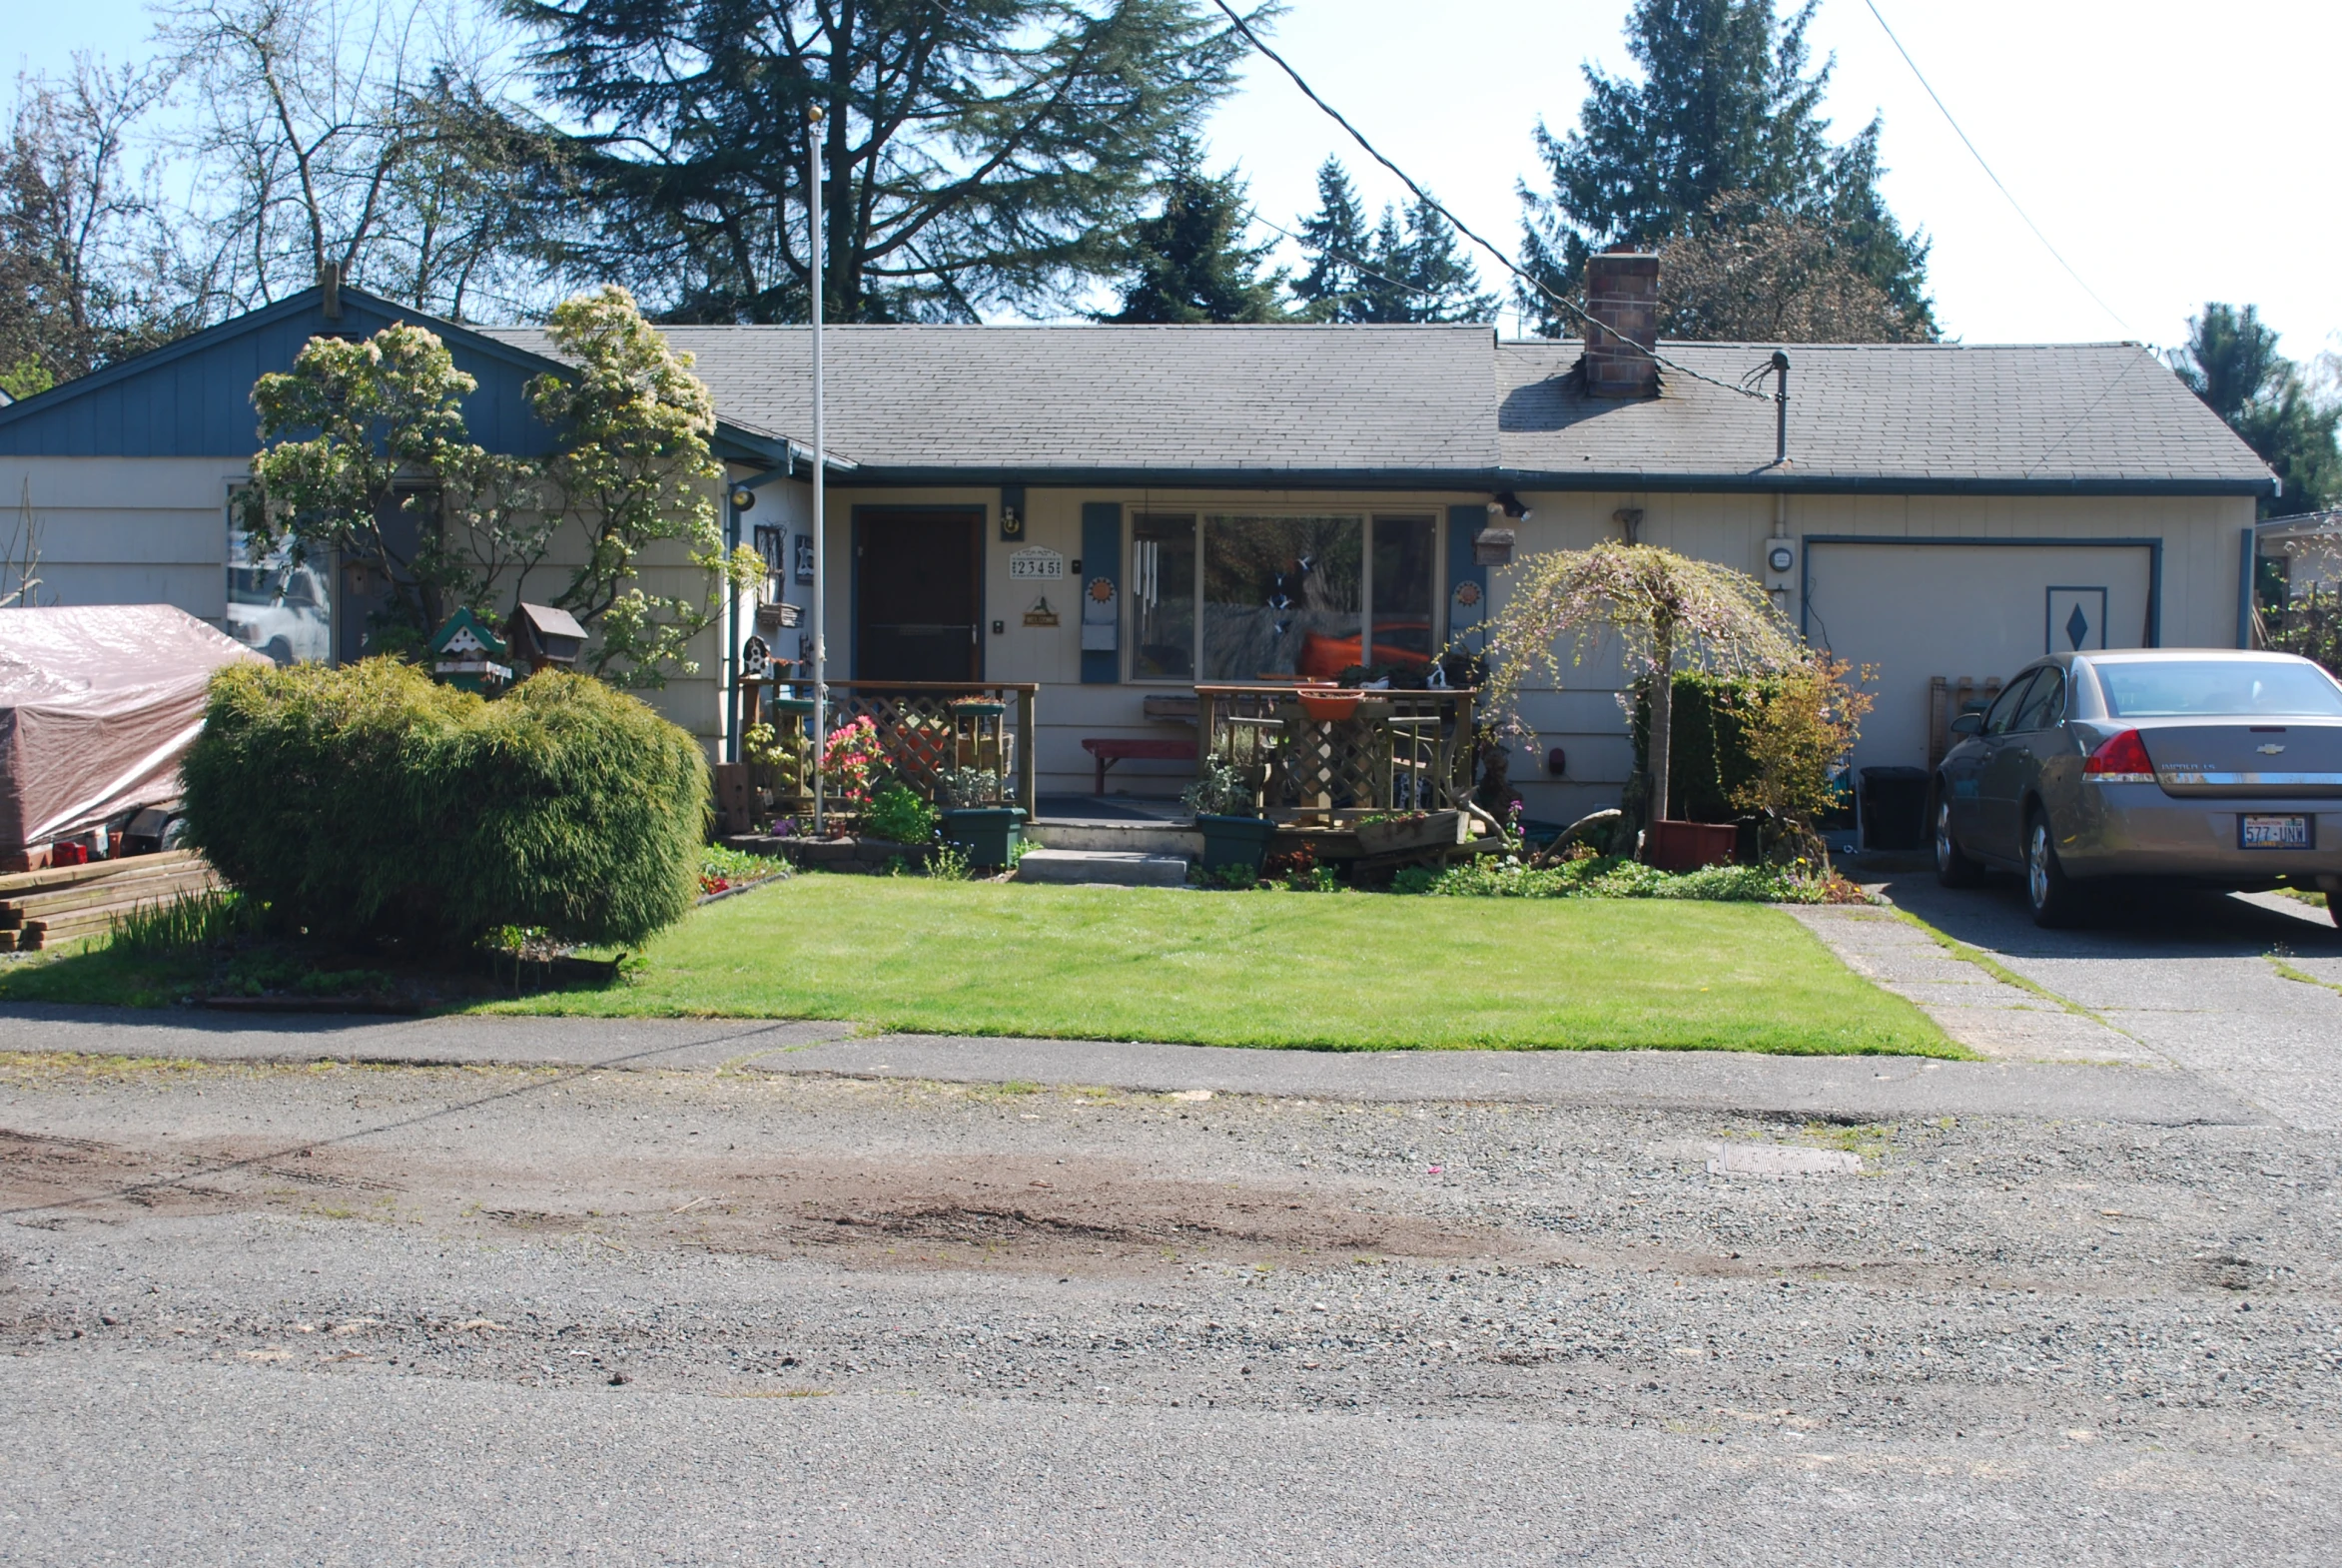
[1934,793,1984,888]
[2025,813,2087,929]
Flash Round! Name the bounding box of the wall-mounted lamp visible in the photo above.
[1487,490,1533,522]
[729,486,756,511]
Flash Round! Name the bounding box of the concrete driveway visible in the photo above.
[1870,868,2342,1133]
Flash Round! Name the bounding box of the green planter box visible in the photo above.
[1195,814,1275,875]
[940,806,1027,869]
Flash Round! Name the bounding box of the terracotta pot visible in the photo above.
[1645,819,1738,872]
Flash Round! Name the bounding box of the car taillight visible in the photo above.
[2085,728,2155,783]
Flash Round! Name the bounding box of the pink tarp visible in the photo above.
[0,606,265,848]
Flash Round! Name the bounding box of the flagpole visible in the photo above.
[808,104,828,835]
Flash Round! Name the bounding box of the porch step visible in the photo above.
[1026,819,1202,858]
[1013,848,1191,888]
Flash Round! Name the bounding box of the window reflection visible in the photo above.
[1203,514,1361,680]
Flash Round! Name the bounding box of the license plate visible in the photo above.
[2240,814,2312,850]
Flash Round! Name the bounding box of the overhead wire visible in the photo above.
[1206,0,1774,402]
[1861,0,2130,335]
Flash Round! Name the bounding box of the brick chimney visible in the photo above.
[1582,250,1659,398]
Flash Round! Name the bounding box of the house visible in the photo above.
[0,255,2276,820]
[2257,509,2342,600]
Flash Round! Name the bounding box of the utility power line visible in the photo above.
[1861,0,2131,334]
[1207,0,1773,401]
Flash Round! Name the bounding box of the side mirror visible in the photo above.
[1950,711,1984,737]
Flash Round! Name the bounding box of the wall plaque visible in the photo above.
[1009,545,1065,579]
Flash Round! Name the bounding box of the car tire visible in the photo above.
[2024,812,2087,929]
[1934,792,1984,888]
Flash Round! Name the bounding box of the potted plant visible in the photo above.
[1354,809,1467,857]
[1182,759,1274,876]
[936,767,1025,869]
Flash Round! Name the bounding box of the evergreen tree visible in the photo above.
[498,0,1252,324]
[1517,0,1932,341]
[1291,158,1492,325]
[1104,142,1283,324]
[2172,304,2341,516]
[1291,157,1369,323]
[1384,196,1496,325]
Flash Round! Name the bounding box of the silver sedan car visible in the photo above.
[1932,649,2342,928]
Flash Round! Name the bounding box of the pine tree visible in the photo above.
[1291,157,1369,323]
[1291,158,1493,325]
[1385,196,1496,325]
[1104,142,1284,324]
[2172,304,2341,516]
[1517,0,1932,341]
[499,0,1249,324]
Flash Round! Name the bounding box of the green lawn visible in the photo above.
[475,877,1959,1057]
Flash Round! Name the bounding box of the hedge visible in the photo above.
[181,659,707,948]
[1630,671,1774,824]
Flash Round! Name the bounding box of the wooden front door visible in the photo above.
[855,509,982,681]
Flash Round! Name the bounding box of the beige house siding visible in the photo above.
[808,479,2253,816]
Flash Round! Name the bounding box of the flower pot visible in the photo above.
[1354,810,1466,857]
[1294,685,1363,722]
[940,805,1027,869]
[1645,818,1738,872]
[1195,813,1275,875]
[949,699,1007,719]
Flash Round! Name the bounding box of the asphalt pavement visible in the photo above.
[1870,873,2342,1132]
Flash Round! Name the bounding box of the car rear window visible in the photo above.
[2094,659,2342,717]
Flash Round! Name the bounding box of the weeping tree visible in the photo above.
[1480,541,1797,848]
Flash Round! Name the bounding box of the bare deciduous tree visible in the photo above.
[161,0,547,320]
[0,58,188,390]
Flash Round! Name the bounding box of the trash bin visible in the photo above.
[1858,766,1931,852]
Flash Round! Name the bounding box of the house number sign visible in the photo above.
[1009,546,1066,579]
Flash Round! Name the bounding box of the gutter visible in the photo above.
[824,463,2274,499]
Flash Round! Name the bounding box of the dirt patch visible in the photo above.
[0,1132,1514,1275]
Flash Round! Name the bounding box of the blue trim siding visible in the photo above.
[1445,503,1487,653]
[1081,501,1122,684]
[2237,526,2257,649]
[833,467,2275,499]
[0,287,565,458]
[1798,534,2165,649]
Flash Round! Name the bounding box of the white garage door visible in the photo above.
[1804,539,2156,773]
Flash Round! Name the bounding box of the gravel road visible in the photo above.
[5,1044,2338,1564]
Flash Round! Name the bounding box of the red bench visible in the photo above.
[1080,737,1197,795]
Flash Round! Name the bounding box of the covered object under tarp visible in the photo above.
[0,606,264,849]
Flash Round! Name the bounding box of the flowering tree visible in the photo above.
[243,286,757,684]
[1480,541,1798,836]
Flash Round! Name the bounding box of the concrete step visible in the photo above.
[1013,848,1191,888]
[1026,819,1202,858]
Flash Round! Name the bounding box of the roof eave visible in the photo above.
[827,462,2274,498]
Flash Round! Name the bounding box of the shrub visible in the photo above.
[181,659,707,949]
[864,784,939,846]
[1397,853,1862,904]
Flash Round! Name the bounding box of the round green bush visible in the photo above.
[181,659,708,949]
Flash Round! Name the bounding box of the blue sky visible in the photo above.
[14,0,2339,362]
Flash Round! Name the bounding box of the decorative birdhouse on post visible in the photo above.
[429,608,512,694]
[503,602,587,676]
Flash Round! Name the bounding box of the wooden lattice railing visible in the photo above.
[822,681,1041,809]
[1193,685,1478,817]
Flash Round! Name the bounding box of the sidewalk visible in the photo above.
[0,1003,2261,1127]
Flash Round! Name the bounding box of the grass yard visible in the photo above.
[478,877,1959,1057]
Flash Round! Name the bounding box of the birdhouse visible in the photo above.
[429,607,512,694]
[503,602,587,675]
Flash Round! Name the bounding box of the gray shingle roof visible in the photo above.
[1497,340,2274,490]
[483,322,1499,476]
[482,322,2274,493]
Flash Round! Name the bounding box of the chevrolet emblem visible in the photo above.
[2256,743,2286,755]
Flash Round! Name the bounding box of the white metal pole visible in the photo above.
[808,105,828,835]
